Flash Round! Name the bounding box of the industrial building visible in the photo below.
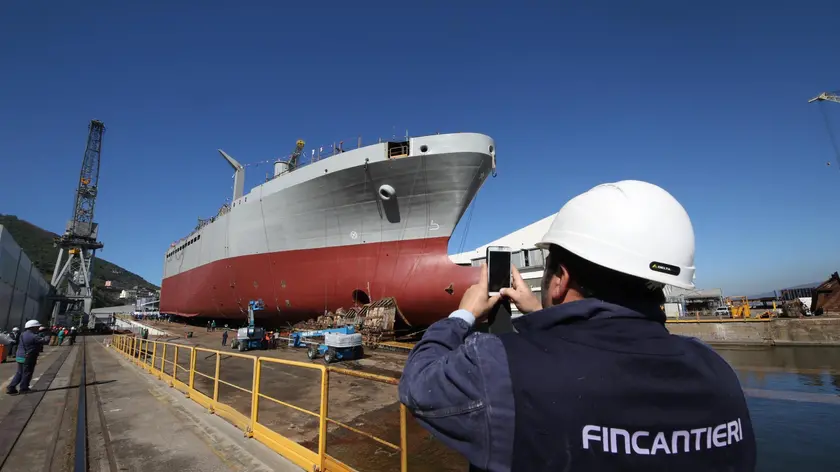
[662,287,725,318]
[450,215,724,318]
[0,225,53,330]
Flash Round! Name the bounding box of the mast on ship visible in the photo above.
[218,149,245,200]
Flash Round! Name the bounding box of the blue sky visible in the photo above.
[1,1,839,296]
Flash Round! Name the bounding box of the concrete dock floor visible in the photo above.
[0,337,302,472]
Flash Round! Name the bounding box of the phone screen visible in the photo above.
[487,250,511,293]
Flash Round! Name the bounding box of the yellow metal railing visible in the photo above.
[109,334,411,472]
[666,317,773,323]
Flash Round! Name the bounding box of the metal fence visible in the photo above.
[110,335,418,472]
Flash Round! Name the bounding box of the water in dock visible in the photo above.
[718,345,840,471]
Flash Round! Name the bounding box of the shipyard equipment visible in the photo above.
[230,299,267,352]
[287,326,363,364]
[50,120,106,327]
[809,90,840,171]
[727,296,752,319]
[809,91,840,105]
[287,139,306,172]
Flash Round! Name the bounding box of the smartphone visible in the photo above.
[486,246,512,296]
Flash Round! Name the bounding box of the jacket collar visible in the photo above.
[512,298,665,333]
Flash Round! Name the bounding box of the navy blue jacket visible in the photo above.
[16,330,47,361]
[399,299,756,472]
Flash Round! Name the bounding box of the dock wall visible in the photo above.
[0,225,52,331]
[666,318,840,346]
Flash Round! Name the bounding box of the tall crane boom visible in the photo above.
[50,120,106,326]
[808,91,840,104]
[70,120,105,237]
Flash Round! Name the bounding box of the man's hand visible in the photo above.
[500,265,542,315]
[459,263,501,322]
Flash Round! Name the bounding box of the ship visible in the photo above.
[159,132,495,327]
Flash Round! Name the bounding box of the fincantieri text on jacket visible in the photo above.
[582,419,745,455]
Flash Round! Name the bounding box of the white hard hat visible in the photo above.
[24,320,41,329]
[12,327,19,331]
[536,180,696,289]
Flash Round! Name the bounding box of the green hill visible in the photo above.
[0,214,158,308]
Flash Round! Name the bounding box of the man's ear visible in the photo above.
[548,263,585,304]
[545,264,567,303]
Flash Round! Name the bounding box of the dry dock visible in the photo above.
[111,315,840,472]
[118,321,466,472]
[0,336,300,472]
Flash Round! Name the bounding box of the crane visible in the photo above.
[808,91,840,104]
[809,90,840,171]
[287,139,306,171]
[50,120,106,327]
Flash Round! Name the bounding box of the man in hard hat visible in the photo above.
[399,181,755,472]
[7,320,49,395]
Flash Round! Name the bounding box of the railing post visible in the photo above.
[318,368,329,470]
[248,358,260,437]
[400,404,408,472]
[161,343,166,374]
[212,352,221,408]
[173,346,179,382]
[152,342,158,375]
[189,348,196,391]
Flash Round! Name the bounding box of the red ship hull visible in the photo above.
[159,237,479,327]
